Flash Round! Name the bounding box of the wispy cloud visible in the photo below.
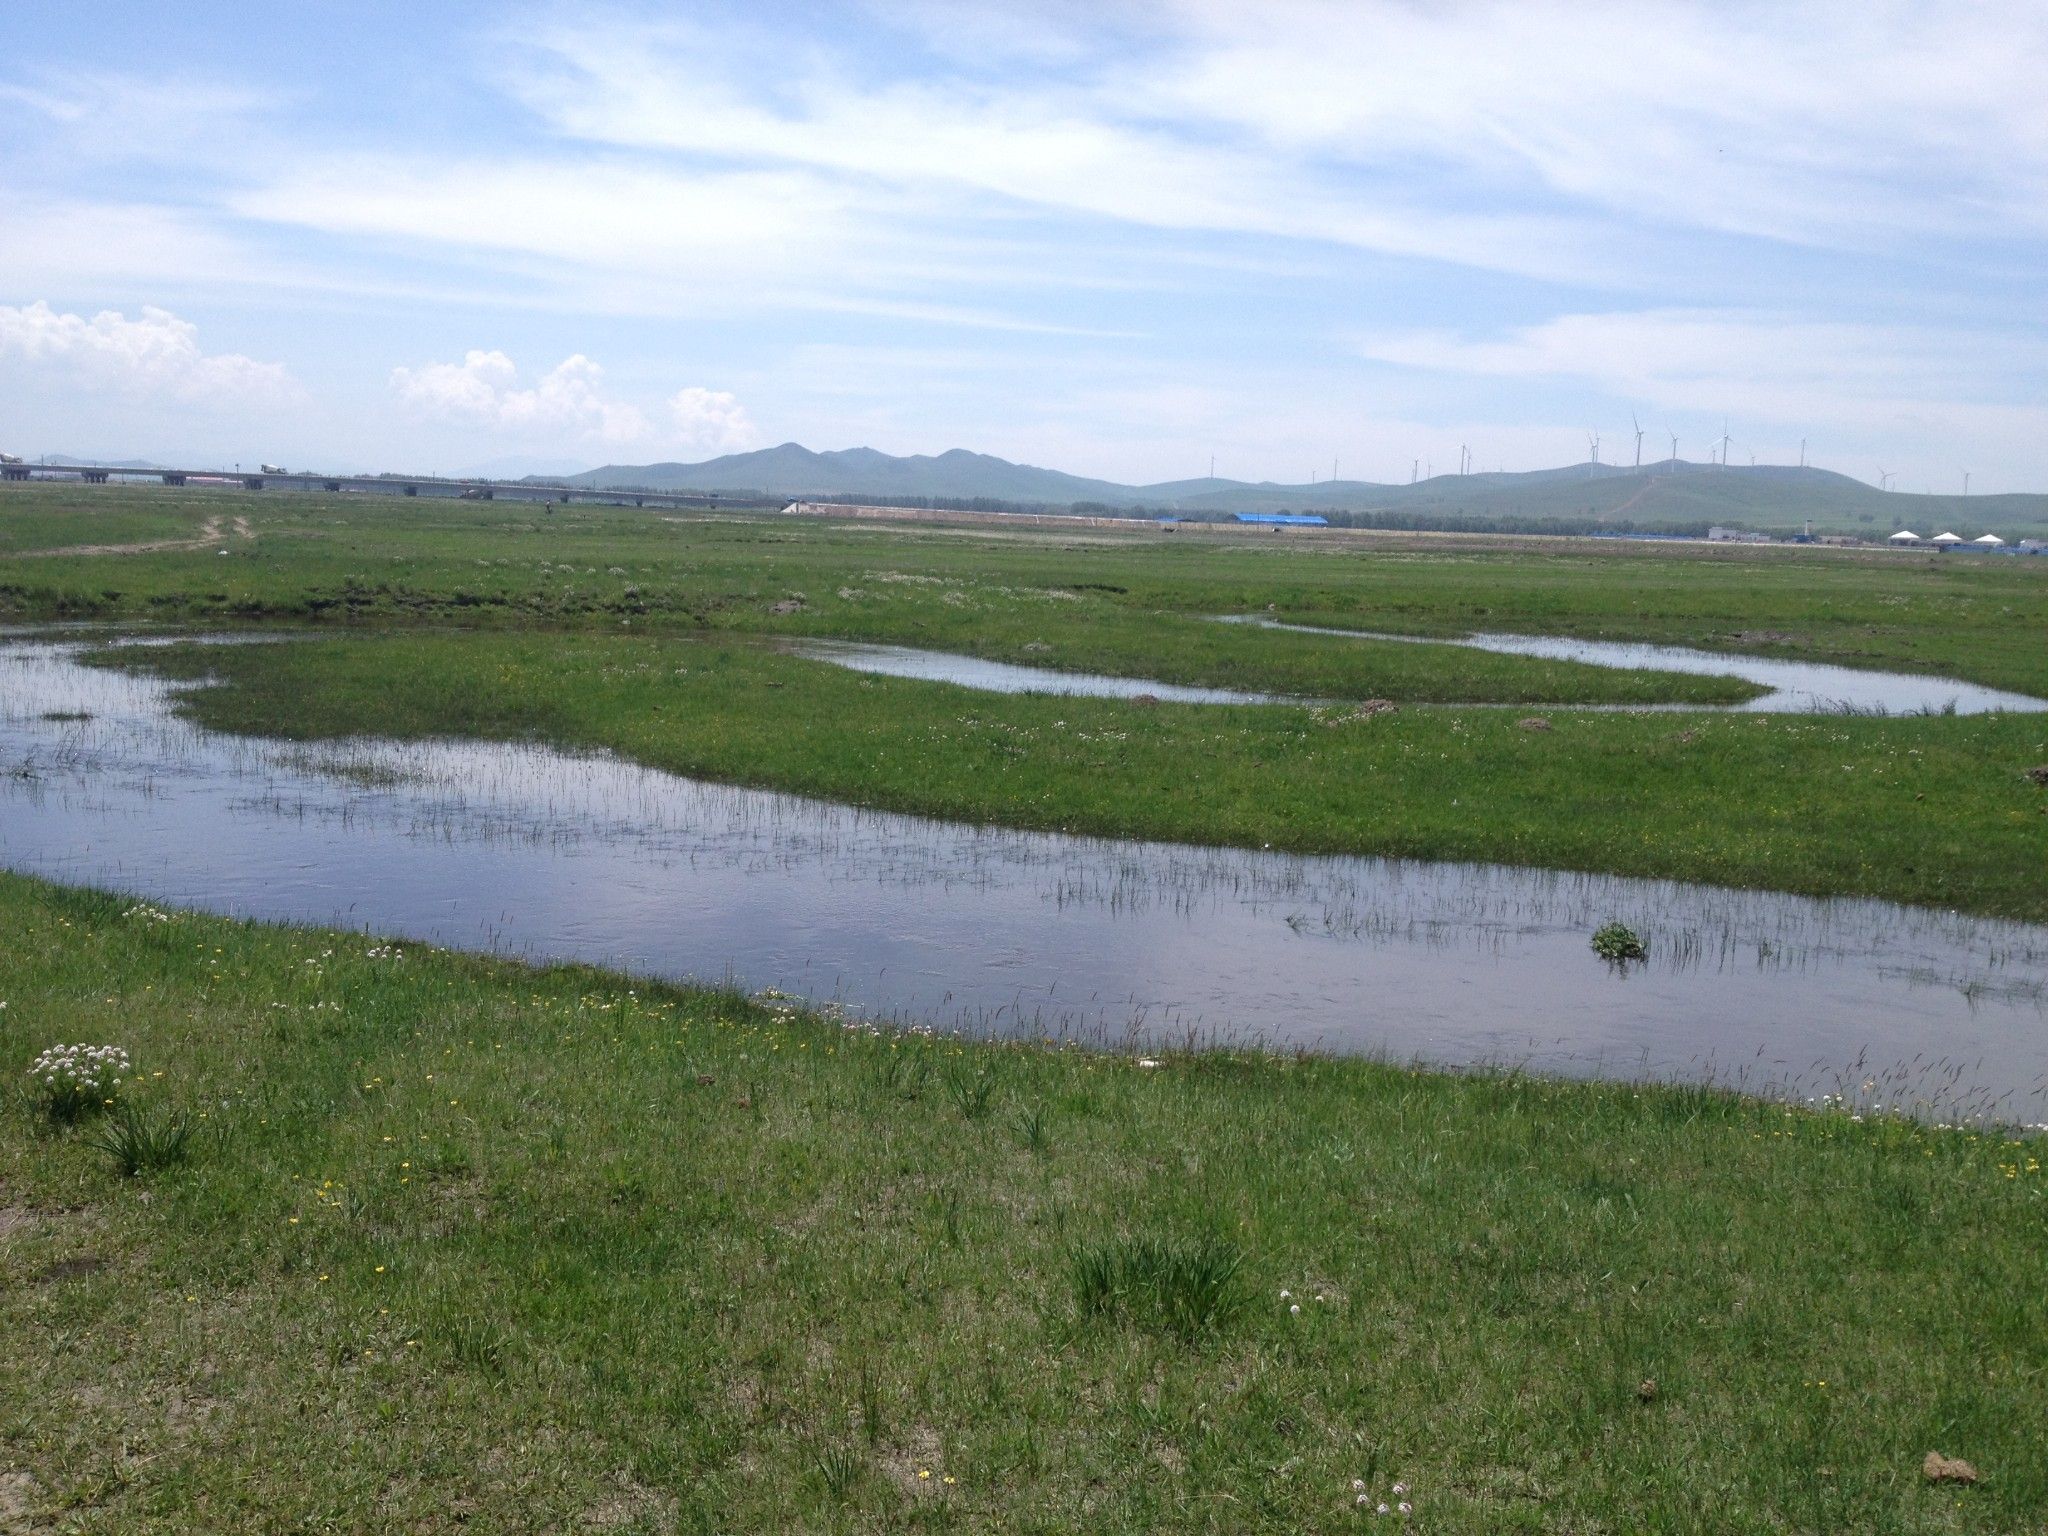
[1363,308,2048,477]
[1363,308,2044,421]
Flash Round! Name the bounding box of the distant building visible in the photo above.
[1708,526,1767,543]
[1887,529,1922,544]
[1233,512,1328,527]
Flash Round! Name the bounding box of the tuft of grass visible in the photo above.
[944,1064,1001,1121]
[86,1103,193,1177]
[810,1443,866,1505]
[1015,1103,1051,1153]
[1071,1232,1247,1341]
[444,1317,512,1377]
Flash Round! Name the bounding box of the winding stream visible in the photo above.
[3,636,2044,1121]
[1224,616,2048,715]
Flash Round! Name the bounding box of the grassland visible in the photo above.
[5,482,2047,915]
[7,482,2048,696]
[106,629,2048,921]
[3,873,2043,1533]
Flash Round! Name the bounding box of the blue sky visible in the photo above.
[2,0,2044,490]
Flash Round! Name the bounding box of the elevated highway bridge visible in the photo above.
[0,462,761,510]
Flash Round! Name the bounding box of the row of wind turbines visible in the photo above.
[1585,416,1788,472]
[1580,417,1977,496]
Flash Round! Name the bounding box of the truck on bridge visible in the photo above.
[0,452,22,465]
[259,463,287,474]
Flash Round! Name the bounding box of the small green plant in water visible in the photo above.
[1592,922,1648,963]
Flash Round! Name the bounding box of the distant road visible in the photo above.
[0,462,760,510]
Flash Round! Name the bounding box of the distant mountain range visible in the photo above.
[563,443,2048,536]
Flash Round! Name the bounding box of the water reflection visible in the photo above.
[1225,616,2048,715]
[791,639,1289,703]
[3,637,2044,1122]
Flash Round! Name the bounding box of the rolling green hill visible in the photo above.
[568,448,2048,539]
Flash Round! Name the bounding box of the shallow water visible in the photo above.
[1227,616,2048,715]
[3,638,2045,1121]
[791,639,1288,703]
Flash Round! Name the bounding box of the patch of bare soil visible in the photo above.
[18,516,236,559]
[0,1470,46,1532]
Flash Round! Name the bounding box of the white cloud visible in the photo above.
[389,350,757,453]
[390,350,648,443]
[668,387,755,453]
[0,301,296,403]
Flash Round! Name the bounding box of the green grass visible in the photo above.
[2,874,2043,1532]
[8,481,2048,697]
[100,630,2048,920]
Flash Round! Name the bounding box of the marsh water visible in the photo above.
[1225,616,2048,715]
[792,639,1286,703]
[3,637,2045,1120]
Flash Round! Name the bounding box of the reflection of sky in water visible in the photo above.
[1225,617,2048,715]
[792,640,1289,703]
[3,638,2045,1122]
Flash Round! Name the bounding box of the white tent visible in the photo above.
[1973,533,2006,545]
[1930,531,1964,545]
[1887,529,1922,543]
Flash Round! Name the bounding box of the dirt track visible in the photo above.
[11,515,253,559]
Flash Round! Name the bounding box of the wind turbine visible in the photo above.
[1668,430,1679,465]
[1717,419,1732,468]
[1877,466,1893,493]
[1798,438,1807,469]
[1632,414,1645,470]
[1587,432,1601,466]
[1962,470,1970,497]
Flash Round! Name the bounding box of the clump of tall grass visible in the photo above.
[26,1042,130,1122]
[1071,1233,1246,1340]
[1015,1103,1051,1152]
[945,1064,1001,1120]
[87,1103,193,1176]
